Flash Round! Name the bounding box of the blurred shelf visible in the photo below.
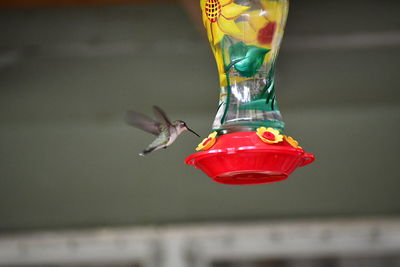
[0,218,400,267]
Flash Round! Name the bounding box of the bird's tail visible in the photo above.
[139,147,156,156]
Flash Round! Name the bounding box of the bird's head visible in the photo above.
[173,120,200,137]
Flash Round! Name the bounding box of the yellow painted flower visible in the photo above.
[200,0,250,87]
[211,45,229,87]
[260,0,286,22]
[196,131,218,151]
[200,0,250,45]
[284,135,302,149]
[256,127,283,144]
[231,0,287,62]
[210,35,251,88]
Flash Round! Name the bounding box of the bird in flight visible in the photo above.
[125,106,200,156]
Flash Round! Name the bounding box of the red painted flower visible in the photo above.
[257,22,276,45]
[256,127,283,144]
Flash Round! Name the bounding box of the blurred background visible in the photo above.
[0,0,399,266]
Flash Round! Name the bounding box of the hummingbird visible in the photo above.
[125,105,200,156]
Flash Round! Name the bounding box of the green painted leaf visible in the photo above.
[229,42,248,63]
[227,42,270,77]
[239,98,279,111]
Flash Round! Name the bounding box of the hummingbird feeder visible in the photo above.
[185,0,315,185]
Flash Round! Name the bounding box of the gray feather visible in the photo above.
[125,110,161,135]
[153,105,171,126]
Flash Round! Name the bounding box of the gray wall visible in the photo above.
[0,0,399,232]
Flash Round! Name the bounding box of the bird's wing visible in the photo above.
[125,110,161,135]
[153,105,172,126]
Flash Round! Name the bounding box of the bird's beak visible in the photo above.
[187,127,200,137]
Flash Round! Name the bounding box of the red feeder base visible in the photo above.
[185,131,314,185]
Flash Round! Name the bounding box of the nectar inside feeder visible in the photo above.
[186,0,314,185]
